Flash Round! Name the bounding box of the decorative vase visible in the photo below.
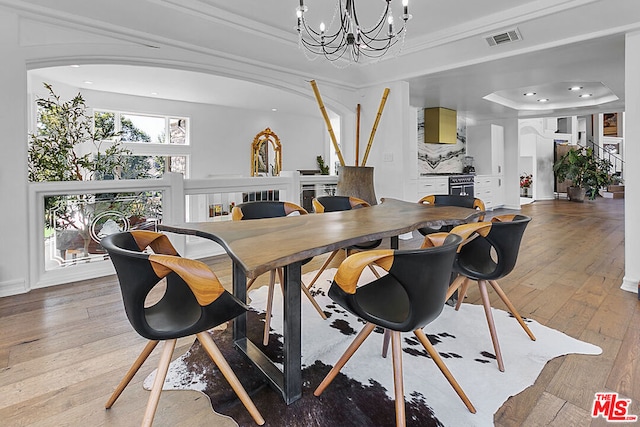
[336,166,378,206]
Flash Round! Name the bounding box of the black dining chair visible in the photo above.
[417,194,486,235]
[231,201,327,345]
[306,195,383,291]
[101,230,264,427]
[445,214,536,372]
[314,232,476,426]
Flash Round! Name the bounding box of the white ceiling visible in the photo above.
[18,0,639,121]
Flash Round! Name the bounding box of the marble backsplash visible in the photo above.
[417,108,466,175]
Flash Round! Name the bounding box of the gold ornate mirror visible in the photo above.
[251,127,282,176]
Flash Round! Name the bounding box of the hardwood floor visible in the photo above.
[1,198,638,426]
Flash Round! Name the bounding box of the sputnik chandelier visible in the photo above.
[296,0,411,64]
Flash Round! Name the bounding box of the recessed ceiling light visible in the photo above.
[579,93,593,98]
[568,86,583,91]
[537,98,549,102]
[271,108,278,112]
[84,80,93,85]
[151,92,158,96]
[523,92,536,96]
[70,64,80,68]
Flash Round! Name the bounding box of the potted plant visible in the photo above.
[553,146,613,202]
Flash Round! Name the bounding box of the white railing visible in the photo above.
[27,172,338,291]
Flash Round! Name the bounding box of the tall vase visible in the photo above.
[336,166,378,205]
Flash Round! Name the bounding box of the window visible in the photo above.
[94,110,190,177]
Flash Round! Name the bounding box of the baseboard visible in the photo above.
[621,276,639,294]
[0,278,29,297]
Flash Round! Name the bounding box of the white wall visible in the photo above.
[623,31,640,295]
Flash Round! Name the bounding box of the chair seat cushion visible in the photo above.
[330,274,410,327]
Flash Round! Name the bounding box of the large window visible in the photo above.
[94,111,189,178]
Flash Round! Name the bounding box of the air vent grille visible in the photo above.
[485,28,522,47]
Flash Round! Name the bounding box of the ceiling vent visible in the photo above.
[485,28,522,47]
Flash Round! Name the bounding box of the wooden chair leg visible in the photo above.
[300,280,328,320]
[314,323,376,396]
[105,340,159,409]
[478,280,505,372]
[197,332,265,425]
[390,331,406,427]
[306,250,339,290]
[381,329,391,358]
[445,274,466,302]
[454,278,471,311]
[246,276,258,291]
[489,280,536,341]
[263,269,277,346]
[142,339,176,427]
[414,329,476,413]
[368,263,381,279]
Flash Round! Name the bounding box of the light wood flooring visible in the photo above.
[1,198,638,426]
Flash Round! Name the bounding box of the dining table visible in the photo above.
[159,197,481,404]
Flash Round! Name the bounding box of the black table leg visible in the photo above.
[231,260,302,404]
[282,261,302,403]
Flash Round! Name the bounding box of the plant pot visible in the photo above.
[567,186,586,202]
[336,166,377,206]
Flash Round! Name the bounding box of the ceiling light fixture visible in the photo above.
[524,92,536,96]
[296,0,411,64]
[70,64,80,68]
[537,98,549,102]
[84,81,93,85]
[568,86,583,91]
[579,93,593,98]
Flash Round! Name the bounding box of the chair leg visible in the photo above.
[300,279,328,320]
[368,263,381,279]
[197,332,265,425]
[489,280,536,341]
[478,280,505,372]
[314,322,376,396]
[390,331,406,427]
[414,329,476,413]
[381,329,391,358]
[246,276,258,291]
[141,339,176,427]
[454,278,471,311]
[262,269,277,346]
[445,275,466,302]
[105,340,159,409]
[306,250,339,290]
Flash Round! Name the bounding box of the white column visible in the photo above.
[0,11,30,296]
[622,30,640,295]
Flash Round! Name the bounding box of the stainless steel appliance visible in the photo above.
[449,175,475,196]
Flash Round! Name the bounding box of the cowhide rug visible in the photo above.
[144,268,602,426]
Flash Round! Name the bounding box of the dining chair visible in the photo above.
[314,232,476,427]
[101,230,264,426]
[416,194,485,235]
[231,201,327,345]
[306,195,383,291]
[445,214,536,371]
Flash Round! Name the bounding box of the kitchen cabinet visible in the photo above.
[475,175,504,210]
[467,124,504,176]
[417,176,448,199]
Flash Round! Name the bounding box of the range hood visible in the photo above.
[424,107,457,144]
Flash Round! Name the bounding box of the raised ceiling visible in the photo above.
[14,0,640,121]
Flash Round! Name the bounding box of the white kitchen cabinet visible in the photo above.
[417,176,448,199]
[474,175,504,210]
[467,124,504,176]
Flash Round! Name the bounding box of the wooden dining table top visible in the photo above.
[159,198,480,279]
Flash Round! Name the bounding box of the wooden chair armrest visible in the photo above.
[348,196,371,208]
[417,195,435,205]
[149,254,224,306]
[284,202,308,215]
[131,230,178,255]
[334,249,394,294]
[491,214,518,222]
[450,222,492,242]
[420,232,451,248]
